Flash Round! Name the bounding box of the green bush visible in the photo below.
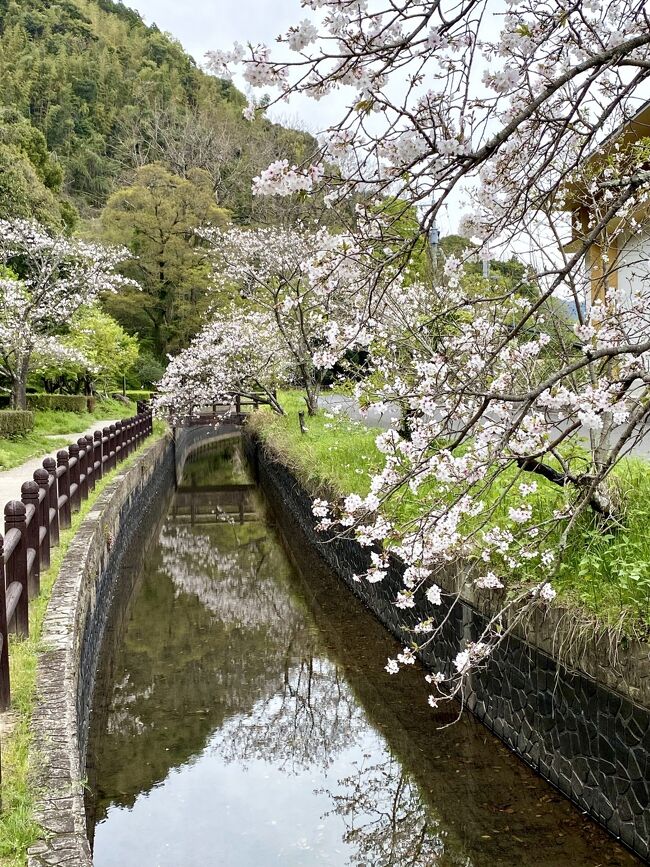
[0,410,34,437]
[26,394,90,413]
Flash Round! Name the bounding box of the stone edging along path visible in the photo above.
[244,432,650,862]
[28,434,171,867]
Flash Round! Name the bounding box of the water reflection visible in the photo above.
[86,439,639,867]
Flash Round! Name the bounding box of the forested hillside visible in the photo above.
[0,0,315,225]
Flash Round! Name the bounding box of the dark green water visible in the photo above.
[85,439,639,867]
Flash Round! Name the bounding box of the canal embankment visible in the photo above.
[244,428,650,861]
[23,423,649,865]
[26,424,241,867]
[86,434,638,866]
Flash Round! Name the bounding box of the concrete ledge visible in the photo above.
[28,435,170,867]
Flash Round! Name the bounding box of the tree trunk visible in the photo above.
[10,354,30,410]
[304,384,320,416]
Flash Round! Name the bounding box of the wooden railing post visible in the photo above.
[57,450,72,530]
[122,418,131,458]
[114,422,122,464]
[77,438,88,501]
[102,428,111,473]
[43,457,59,547]
[21,481,40,599]
[33,468,51,571]
[85,435,95,492]
[95,431,104,481]
[4,501,28,637]
[0,532,10,710]
[109,425,117,470]
[68,443,81,512]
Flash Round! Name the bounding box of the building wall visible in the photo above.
[616,230,650,311]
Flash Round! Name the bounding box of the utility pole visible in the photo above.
[428,222,440,269]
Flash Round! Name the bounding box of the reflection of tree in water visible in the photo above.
[181,442,250,488]
[320,753,469,867]
[212,654,364,774]
[90,480,364,824]
[159,521,296,630]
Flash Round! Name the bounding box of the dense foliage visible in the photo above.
[0,409,34,436]
[0,0,316,221]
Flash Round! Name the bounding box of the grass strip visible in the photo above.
[251,390,650,636]
[0,399,137,471]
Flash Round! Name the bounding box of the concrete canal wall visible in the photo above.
[25,425,650,864]
[28,425,237,867]
[246,433,650,862]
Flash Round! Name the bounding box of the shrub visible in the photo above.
[0,410,34,437]
[26,394,89,413]
[124,390,152,401]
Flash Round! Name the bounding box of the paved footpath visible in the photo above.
[0,419,118,506]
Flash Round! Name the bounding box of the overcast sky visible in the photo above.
[126,0,342,134]
[125,0,463,232]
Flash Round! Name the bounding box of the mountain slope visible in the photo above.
[0,0,314,223]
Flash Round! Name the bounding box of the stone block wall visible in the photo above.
[28,436,171,867]
[247,435,650,861]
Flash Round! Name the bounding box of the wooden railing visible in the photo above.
[0,410,153,710]
[177,392,277,427]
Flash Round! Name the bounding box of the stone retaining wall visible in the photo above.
[27,425,241,866]
[28,435,171,867]
[246,433,650,862]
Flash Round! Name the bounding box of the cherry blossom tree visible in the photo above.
[0,219,136,409]
[153,307,289,422]
[203,1,650,700]
[199,224,387,415]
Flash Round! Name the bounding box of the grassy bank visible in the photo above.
[0,398,136,471]
[0,430,165,867]
[251,391,650,637]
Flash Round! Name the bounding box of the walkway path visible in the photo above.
[0,419,118,506]
[320,394,650,458]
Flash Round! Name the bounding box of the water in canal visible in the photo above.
[85,438,639,866]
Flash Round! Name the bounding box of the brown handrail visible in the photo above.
[0,409,153,714]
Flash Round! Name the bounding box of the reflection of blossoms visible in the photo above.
[323,755,446,867]
[159,522,298,631]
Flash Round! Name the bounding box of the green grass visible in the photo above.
[253,390,650,636]
[0,399,136,471]
[0,435,71,472]
[0,430,165,867]
[249,390,383,498]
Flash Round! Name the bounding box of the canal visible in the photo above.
[85,437,638,866]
